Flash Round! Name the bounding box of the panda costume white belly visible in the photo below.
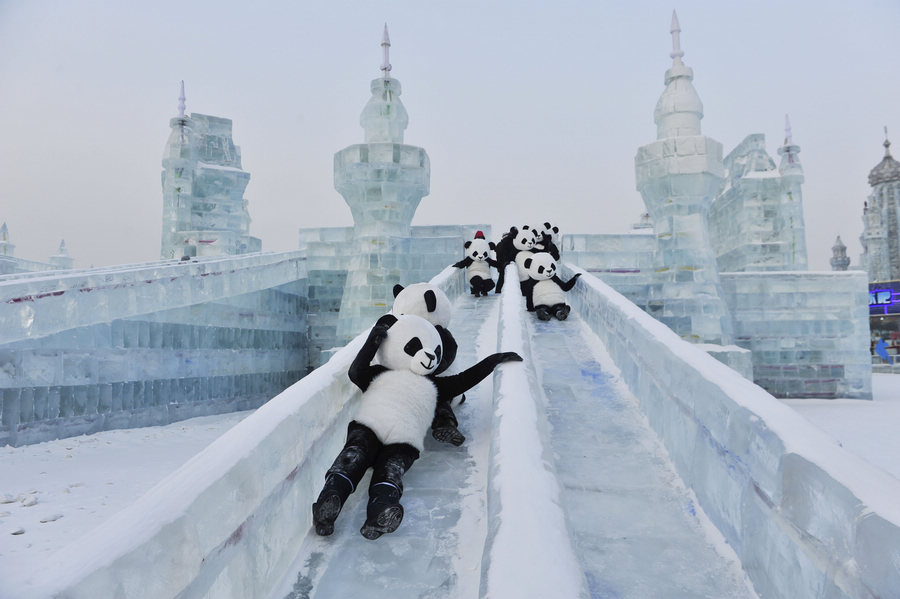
[515,251,534,282]
[533,279,566,308]
[353,371,438,452]
[466,259,491,283]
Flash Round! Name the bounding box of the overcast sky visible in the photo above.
[1,0,897,270]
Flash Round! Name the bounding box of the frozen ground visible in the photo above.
[1,352,898,594]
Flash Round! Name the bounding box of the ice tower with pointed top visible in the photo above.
[334,26,432,342]
[860,129,900,281]
[160,82,260,260]
[634,11,733,344]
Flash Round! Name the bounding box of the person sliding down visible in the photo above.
[311,313,522,540]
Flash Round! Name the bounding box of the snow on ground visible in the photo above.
[0,411,252,585]
[784,373,900,480]
[1,374,898,589]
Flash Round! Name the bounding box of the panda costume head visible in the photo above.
[391,282,456,373]
[464,231,495,263]
[540,222,560,245]
[376,314,443,376]
[391,282,452,328]
[523,251,557,281]
[511,225,538,252]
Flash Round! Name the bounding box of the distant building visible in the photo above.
[160,82,261,260]
[859,130,900,282]
[830,236,850,271]
[0,222,74,275]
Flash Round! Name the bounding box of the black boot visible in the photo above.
[432,397,465,446]
[432,424,465,446]
[554,304,570,320]
[360,444,418,540]
[313,422,379,536]
[312,473,353,536]
[535,306,552,321]
[360,482,403,540]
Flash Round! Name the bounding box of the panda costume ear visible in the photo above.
[489,241,496,251]
[524,258,533,268]
[393,284,405,298]
[424,290,438,313]
[464,240,472,249]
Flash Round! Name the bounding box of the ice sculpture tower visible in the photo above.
[334,25,431,342]
[160,81,260,260]
[634,12,732,344]
[0,223,14,257]
[776,115,808,269]
[860,128,900,281]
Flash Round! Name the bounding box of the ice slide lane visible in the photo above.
[271,292,756,599]
[526,313,756,598]
[270,293,501,599]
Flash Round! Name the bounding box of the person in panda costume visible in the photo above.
[521,252,581,321]
[493,225,540,294]
[537,221,561,260]
[452,230,498,296]
[391,282,465,446]
[311,313,521,539]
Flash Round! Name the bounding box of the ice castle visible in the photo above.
[0,17,871,448]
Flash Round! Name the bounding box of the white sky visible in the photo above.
[0,0,897,269]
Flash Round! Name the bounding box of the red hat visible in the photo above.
[474,230,485,239]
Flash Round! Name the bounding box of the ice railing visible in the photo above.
[0,251,306,343]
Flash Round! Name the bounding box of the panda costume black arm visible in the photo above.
[452,257,474,269]
[432,351,522,399]
[348,314,395,391]
[552,273,581,292]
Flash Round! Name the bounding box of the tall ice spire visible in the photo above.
[670,10,684,65]
[380,23,392,78]
[360,23,409,143]
[654,10,703,139]
[178,80,186,118]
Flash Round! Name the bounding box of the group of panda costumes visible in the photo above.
[453,224,581,321]
[312,225,580,541]
[312,283,521,540]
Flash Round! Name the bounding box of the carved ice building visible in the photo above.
[709,117,808,272]
[859,130,900,282]
[564,12,871,399]
[160,82,261,260]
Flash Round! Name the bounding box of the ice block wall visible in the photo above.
[563,235,871,399]
[0,252,308,446]
[300,224,490,368]
[720,271,872,399]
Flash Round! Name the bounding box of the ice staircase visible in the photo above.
[10,265,900,598]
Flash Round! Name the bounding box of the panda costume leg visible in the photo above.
[553,303,571,320]
[361,442,420,540]
[312,421,381,536]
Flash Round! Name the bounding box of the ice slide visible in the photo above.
[268,284,754,598]
[270,278,754,599]
[13,264,899,598]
